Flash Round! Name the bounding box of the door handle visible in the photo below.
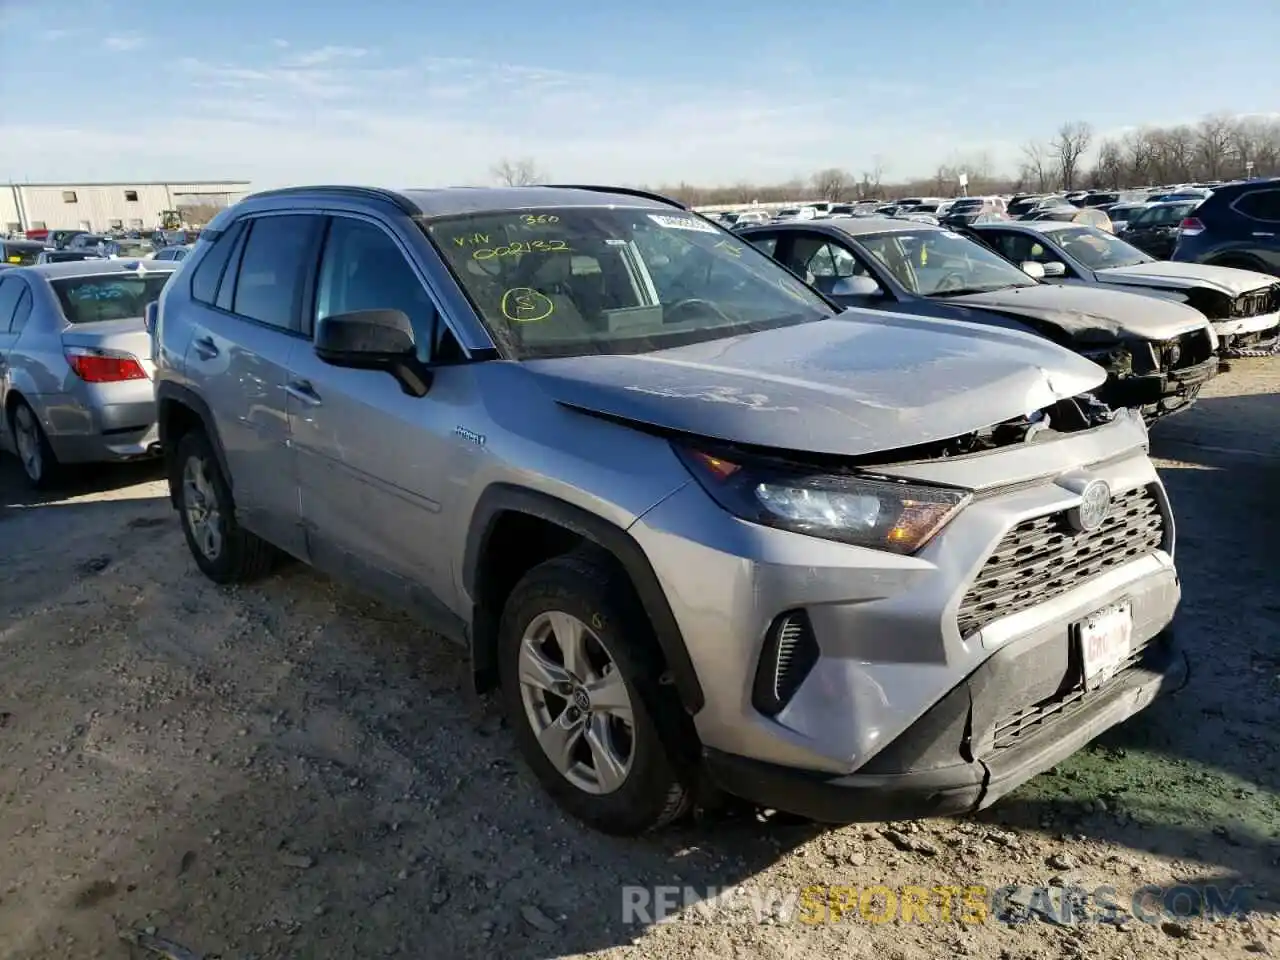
[285,379,322,407]
[193,336,219,359]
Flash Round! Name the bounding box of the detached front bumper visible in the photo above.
[705,626,1187,822]
[1106,354,1222,418]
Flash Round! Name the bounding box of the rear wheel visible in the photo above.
[173,430,276,583]
[9,400,59,489]
[497,551,691,835]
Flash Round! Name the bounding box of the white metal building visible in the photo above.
[0,180,252,234]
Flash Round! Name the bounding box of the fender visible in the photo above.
[463,484,705,714]
[155,381,232,503]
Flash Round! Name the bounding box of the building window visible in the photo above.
[109,219,123,230]
[62,190,78,203]
[124,190,139,202]
[5,222,18,234]
[79,220,91,230]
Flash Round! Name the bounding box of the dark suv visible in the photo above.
[1172,178,1280,276]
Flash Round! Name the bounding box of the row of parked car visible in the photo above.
[0,229,193,268]
[0,182,1270,838]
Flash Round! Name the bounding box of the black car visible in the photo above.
[1,239,44,266]
[967,219,1280,355]
[1172,177,1280,277]
[738,218,1219,420]
[1119,200,1202,259]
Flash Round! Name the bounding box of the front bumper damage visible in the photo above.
[705,626,1187,823]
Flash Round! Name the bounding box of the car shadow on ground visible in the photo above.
[0,456,165,511]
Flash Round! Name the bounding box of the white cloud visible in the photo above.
[272,38,290,49]
[0,47,986,187]
[103,32,145,52]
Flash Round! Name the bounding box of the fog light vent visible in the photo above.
[752,610,819,717]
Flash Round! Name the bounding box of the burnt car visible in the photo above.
[967,220,1280,355]
[739,218,1221,421]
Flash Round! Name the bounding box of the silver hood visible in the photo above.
[1095,261,1276,297]
[951,282,1209,341]
[525,312,1107,457]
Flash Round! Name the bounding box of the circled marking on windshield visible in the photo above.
[777,278,809,302]
[715,239,744,257]
[501,287,555,323]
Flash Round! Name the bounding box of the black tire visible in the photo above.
[172,429,276,584]
[497,551,692,835]
[8,399,59,489]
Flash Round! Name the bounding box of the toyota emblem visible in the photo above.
[1069,479,1112,533]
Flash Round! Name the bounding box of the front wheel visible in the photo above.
[497,552,691,835]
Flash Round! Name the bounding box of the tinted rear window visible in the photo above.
[51,273,173,323]
[3,244,41,266]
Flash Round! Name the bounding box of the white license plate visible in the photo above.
[1077,601,1133,691]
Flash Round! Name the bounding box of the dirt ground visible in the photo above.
[0,361,1277,960]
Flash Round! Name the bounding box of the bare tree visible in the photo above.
[1022,140,1052,192]
[858,155,886,199]
[490,157,547,187]
[1196,114,1234,180]
[1051,121,1093,190]
[811,168,853,202]
[1091,139,1125,188]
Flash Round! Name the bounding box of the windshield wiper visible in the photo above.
[929,284,1025,298]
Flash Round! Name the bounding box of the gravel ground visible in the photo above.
[0,361,1277,960]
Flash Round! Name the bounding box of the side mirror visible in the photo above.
[1041,261,1067,278]
[1020,261,1046,280]
[143,300,159,336]
[314,309,431,397]
[830,275,882,298]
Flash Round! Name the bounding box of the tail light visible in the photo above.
[1178,217,1205,236]
[65,346,148,383]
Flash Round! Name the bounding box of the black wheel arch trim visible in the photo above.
[463,483,705,714]
[155,381,233,501]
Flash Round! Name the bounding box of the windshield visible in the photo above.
[51,272,173,323]
[112,240,154,256]
[426,207,834,359]
[1053,227,1153,269]
[857,228,1036,296]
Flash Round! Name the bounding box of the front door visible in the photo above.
[180,214,322,556]
[286,214,468,632]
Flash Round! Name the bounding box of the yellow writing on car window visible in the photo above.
[520,214,560,226]
[452,233,491,248]
[715,239,743,257]
[778,278,809,302]
[473,239,570,260]
[500,287,555,323]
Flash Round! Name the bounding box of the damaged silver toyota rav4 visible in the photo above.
[152,185,1186,836]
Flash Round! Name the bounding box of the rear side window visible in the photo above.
[190,222,246,304]
[0,278,20,331]
[231,216,318,331]
[51,274,174,324]
[1233,189,1280,223]
[11,286,32,333]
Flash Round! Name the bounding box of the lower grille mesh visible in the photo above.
[956,486,1165,638]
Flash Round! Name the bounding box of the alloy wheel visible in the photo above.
[517,610,636,795]
[182,455,223,560]
[13,406,42,483]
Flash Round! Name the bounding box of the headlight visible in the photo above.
[674,445,970,554]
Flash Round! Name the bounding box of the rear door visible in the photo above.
[0,277,28,452]
[285,213,466,632]
[181,213,323,556]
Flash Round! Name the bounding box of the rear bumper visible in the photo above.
[704,626,1186,823]
[40,392,160,463]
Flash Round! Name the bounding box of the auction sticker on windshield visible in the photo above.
[648,214,719,234]
[1077,600,1133,691]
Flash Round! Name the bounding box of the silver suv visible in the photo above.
[152,185,1186,835]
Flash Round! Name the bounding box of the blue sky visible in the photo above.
[1,0,1277,188]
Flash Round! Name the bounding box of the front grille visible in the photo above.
[956,486,1165,638]
[991,637,1151,749]
[1230,286,1280,319]
[1162,329,1215,370]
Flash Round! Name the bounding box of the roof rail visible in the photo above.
[538,184,688,210]
[241,185,419,215]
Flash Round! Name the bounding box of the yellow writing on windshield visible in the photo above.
[715,239,743,257]
[473,239,570,260]
[501,287,555,323]
[778,278,809,302]
[520,214,560,226]
[452,233,492,248]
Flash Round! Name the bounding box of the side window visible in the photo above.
[315,217,445,363]
[0,279,20,332]
[747,234,779,257]
[11,285,32,334]
[1233,189,1280,223]
[786,235,839,279]
[232,216,318,330]
[216,226,250,313]
[987,231,1037,264]
[190,221,246,304]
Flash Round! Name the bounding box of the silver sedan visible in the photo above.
[0,259,175,487]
